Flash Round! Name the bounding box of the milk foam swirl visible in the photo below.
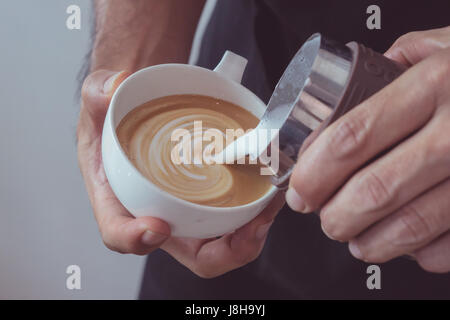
[117,95,271,207]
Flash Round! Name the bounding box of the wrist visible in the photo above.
[89,0,200,73]
[91,35,190,73]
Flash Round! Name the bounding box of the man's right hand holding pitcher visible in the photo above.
[287,27,450,273]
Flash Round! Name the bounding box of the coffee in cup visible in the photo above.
[116,94,271,207]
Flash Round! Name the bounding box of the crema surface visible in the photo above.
[116,94,271,207]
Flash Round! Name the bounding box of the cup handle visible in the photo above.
[213,51,248,84]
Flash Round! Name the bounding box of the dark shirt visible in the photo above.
[140,0,450,299]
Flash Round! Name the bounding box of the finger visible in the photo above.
[79,70,129,137]
[77,69,171,254]
[414,231,450,273]
[288,48,444,213]
[229,191,285,251]
[347,178,450,264]
[385,26,450,65]
[90,171,171,255]
[98,206,171,256]
[162,192,285,278]
[78,69,129,199]
[319,111,450,241]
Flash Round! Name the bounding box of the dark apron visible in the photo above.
[140,0,450,299]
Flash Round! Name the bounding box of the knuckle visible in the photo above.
[397,31,420,44]
[390,31,419,53]
[81,72,97,101]
[425,53,450,87]
[359,171,393,210]
[81,70,110,109]
[328,111,370,159]
[392,205,432,246]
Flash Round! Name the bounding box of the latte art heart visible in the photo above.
[117,95,271,207]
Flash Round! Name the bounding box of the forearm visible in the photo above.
[91,0,205,72]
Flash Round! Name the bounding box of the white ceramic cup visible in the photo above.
[102,51,278,239]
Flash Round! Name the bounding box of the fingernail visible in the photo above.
[103,72,122,94]
[256,221,273,240]
[349,241,363,260]
[321,223,335,240]
[141,230,167,247]
[286,188,306,212]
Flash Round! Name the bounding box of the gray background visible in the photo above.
[0,0,215,299]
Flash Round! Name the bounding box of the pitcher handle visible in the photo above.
[213,51,248,84]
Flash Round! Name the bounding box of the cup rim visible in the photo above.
[106,63,278,213]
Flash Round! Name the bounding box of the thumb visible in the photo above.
[80,70,130,127]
